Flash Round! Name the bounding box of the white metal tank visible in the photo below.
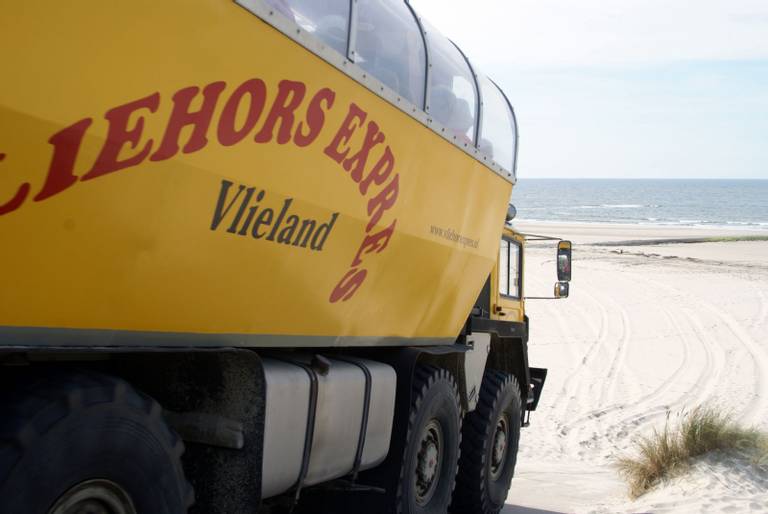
[261,356,397,498]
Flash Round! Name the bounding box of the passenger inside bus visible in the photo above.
[430,86,474,145]
[354,0,426,107]
[258,0,515,172]
[423,19,478,145]
[263,0,425,107]
[478,76,515,169]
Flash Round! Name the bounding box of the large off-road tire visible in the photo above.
[451,371,522,514]
[0,371,194,514]
[396,365,462,514]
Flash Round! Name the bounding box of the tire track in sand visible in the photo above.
[697,300,768,425]
[557,270,727,458]
[526,260,609,424]
[756,289,768,328]
[598,292,634,408]
[639,274,768,425]
[593,273,760,451]
[553,283,612,423]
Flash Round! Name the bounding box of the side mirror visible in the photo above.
[506,204,517,223]
[554,281,569,298]
[557,240,572,282]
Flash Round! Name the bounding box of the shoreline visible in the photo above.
[511,220,768,245]
[590,235,768,246]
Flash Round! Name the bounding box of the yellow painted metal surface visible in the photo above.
[0,1,512,342]
[492,229,525,323]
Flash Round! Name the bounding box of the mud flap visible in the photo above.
[115,350,265,514]
[528,367,547,411]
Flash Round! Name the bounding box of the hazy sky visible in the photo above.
[411,0,768,179]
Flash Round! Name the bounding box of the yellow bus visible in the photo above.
[0,1,569,513]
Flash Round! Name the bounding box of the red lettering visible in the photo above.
[351,219,397,267]
[254,80,307,145]
[0,183,29,216]
[151,81,227,161]
[82,93,160,181]
[324,103,366,164]
[329,268,368,303]
[33,118,93,200]
[0,154,31,216]
[344,121,385,182]
[359,146,395,195]
[366,174,399,231]
[217,79,267,147]
[294,87,335,148]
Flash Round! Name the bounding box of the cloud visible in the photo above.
[412,0,768,69]
[495,63,768,178]
[410,0,768,178]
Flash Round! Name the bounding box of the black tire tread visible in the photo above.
[0,371,195,509]
[452,370,522,514]
[396,365,462,514]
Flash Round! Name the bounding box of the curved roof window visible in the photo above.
[266,0,351,56]
[353,0,427,107]
[422,20,477,145]
[478,75,517,174]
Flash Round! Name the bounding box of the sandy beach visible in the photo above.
[503,222,768,514]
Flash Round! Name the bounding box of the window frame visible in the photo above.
[490,78,519,179]
[476,75,517,177]
[234,0,516,182]
[449,39,481,145]
[499,237,523,300]
[404,1,430,111]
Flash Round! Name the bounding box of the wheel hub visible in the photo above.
[48,479,137,514]
[490,416,509,480]
[415,419,443,505]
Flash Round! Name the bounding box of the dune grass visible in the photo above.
[617,406,768,498]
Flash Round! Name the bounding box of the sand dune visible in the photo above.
[506,222,768,513]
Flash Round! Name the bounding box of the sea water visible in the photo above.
[512,179,768,230]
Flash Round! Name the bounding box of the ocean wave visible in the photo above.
[514,218,768,231]
[574,204,652,210]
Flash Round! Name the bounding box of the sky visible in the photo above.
[411,0,768,179]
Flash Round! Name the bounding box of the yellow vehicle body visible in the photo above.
[0,1,512,346]
[492,229,525,324]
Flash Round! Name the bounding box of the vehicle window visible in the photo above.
[422,21,477,145]
[499,240,510,296]
[263,0,296,21]
[478,76,516,173]
[354,0,426,107]
[268,0,350,56]
[499,238,521,298]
